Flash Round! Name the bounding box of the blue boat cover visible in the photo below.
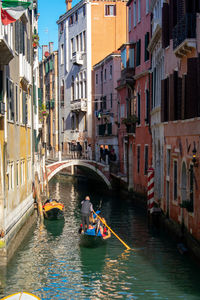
[84,227,102,237]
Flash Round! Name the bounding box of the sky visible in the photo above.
[38,0,80,60]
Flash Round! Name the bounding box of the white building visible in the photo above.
[148,0,164,206]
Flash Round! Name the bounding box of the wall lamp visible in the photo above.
[192,143,198,167]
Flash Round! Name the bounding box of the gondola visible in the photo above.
[1,292,41,300]
[79,210,111,247]
[43,199,64,220]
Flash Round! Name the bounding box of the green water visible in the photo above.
[1,176,200,299]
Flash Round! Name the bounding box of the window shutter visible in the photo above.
[176,76,182,120]
[11,82,14,121]
[169,0,177,40]
[162,3,170,48]
[161,78,169,122]
[161,79,165,122]
[185,57,198,119]
[145,32,149,61]
[181,75,186,119]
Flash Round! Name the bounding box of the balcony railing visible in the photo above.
[172,13,196,50]
[0,22,14,64]
[72,51,83,65]
[19,54,32,84]
[71,98,87,112]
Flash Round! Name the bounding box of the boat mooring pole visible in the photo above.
[92,210,131,250]
[34,172,44,221]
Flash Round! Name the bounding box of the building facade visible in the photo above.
[161,0,200,241]
[0,1,39,263]
[57,0,127,156]
[39,44,59,158]
[93,51,121,164]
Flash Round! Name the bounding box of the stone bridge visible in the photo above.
[45,158,112,189]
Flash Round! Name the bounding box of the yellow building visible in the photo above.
[0,2,39,264]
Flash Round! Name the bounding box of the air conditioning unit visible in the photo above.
[0,102,5,115]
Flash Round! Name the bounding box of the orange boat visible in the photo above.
[43,199,64,220]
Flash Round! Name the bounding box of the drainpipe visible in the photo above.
[3,65,7,230]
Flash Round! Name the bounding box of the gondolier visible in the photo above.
[81,196,93,232]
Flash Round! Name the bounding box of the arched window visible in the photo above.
[71,76,75,100]
[80,73,83,98]
[76,75,79,99]
[83,71,87,98]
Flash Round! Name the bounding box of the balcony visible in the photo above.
[71,98,87,112]
[19,54,32,85]
[172,13,196,58]
[72,51,83,65]
[0,23,14,64]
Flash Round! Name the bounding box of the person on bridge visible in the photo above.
[81,196,93,232]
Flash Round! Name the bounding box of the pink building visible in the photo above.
[161,0,200,242]
[116,0,152,195]
[93,51,121,165]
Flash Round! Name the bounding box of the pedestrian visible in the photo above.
[77,142,82,159]
[81,196,93,232]
[87,144,92,160]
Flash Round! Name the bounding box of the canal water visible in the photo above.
[1,175,200,300]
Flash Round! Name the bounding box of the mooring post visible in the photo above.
[34,172,44,221]
[45,166,50,198]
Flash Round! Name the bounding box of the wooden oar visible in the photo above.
[92,210,131,250]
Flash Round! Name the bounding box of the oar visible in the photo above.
[92,210,131,250]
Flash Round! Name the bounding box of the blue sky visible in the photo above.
[38,0,80,60]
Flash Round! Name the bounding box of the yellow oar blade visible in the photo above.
[93,210,131,250]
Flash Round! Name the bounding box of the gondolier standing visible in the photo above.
[81,196,93,232]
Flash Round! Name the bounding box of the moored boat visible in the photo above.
[1,292,41,300]
[43,199,64,220]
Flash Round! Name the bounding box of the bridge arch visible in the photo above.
[47,160,111,189]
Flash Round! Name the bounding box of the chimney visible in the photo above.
[42,45,49,59]
[65,0,72,11]
[49,42,54,54]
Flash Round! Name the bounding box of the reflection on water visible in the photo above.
[0,175,200,299]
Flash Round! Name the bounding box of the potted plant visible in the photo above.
[32,33,39,49]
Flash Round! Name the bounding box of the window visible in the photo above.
[133,1,136,27]
[145,90,149,123]
[71,76,75,100]
[20,160,25,185]
[173,160,178,201]
[128,7,131,31]
[96,73,98,85]
[22,91,27,125]
[7,78,14,122]
[69,15,73,25]
[61,44,64,64]
[137,145,140,173]
[105,5,116,16]
[137,93,140,124]
[16,161,19,187]
[76,35,79,51]
[110,65,112,79]
[146,0,149,14]
[95,99,98,111]
[167,149,171,177]
[136,39,141,66]
[27,158,31,179]
[62,117,64,132]
[60,22,64,33]
[144,32,149,61]
[83,5,86,16]
[16,85,19,122]
[8,162,14,190]
[76,114,79,130]
[71,38,74,58]
[75,11,78,22]
[60,79,64,107]
[104,69,107,81]
[80,73,83,98]
[101,70,103,82]
[110,93,112,108]
[144,145,148,174]
[76,75,79,99]
[83,72,87,98]
[103,96,107,110]
[83,31,86,51]
[138,0,141,22]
